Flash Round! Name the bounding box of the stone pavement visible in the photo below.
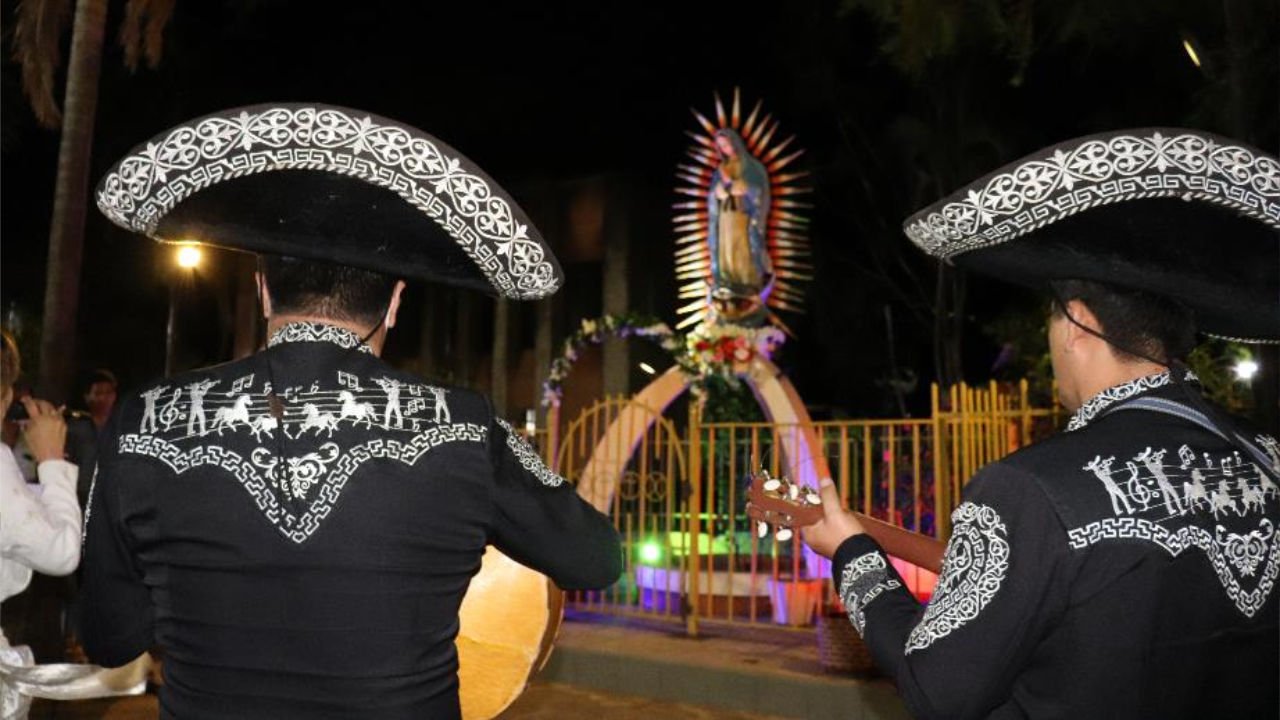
[28,613,909,719]
[29,683,779,719]
[529,612,909,719]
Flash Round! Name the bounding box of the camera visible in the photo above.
[3,403,88,423]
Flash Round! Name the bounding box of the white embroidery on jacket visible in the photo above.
[1067,371,1197,432]
[496,418,565,487]
[906,502,1009,654]
[118,423,487,543]
[268,322,374,354]
[1073,432,1280,617]
[838,552,902,636]
[1068,517,1278,618]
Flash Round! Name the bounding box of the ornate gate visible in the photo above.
[555,396,692,625]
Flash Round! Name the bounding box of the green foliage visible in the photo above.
[701,374,766,423]
[982,304,1054,404]
[1185,341,1255,415]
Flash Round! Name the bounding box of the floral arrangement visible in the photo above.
[684,324,786,381]
[541,314,786,408]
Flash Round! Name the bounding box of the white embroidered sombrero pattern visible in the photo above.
[906,501,1010,654]
[903,130,1280,259]
[96,105,558,299]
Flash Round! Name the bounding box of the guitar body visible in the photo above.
[456,547,563,719]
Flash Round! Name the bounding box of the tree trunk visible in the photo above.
[490,297,510,419]
[601,180,630,397]
[230,254,260,359]
[36,0,107,403]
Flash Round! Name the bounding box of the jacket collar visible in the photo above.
[267,321,374,354]
[1066,369,1198,432]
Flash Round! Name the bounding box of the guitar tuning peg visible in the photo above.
[776,527,793,542]
[757,521,769,539]
[805,492,821,505]
[788,484,800,500]
[763,478,782,492]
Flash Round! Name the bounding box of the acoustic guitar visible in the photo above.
[745,470,945,573]
[456,548,563,719]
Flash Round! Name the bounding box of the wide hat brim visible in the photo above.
[96,103,562,299]
[902,128,1280,343]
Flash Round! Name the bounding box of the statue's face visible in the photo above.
[715,134,735,156]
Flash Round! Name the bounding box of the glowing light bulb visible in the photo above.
[639,540,662,565]
[176,244,203,269]
[1234,359,1259,382]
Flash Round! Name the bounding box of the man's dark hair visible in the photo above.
[1049,279,1198,363]
[260,255,398,325]
[83,368,118,392]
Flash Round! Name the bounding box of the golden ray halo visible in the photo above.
[673,88,812,330]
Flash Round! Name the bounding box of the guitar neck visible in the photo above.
[852,512,945,574]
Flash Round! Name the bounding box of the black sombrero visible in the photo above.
[902,128,1279,343]
[96,103,562,300]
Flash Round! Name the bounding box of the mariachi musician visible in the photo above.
[79,104,622,719]
[804,128,1279,719]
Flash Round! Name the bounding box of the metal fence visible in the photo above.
[542,380,1061,634]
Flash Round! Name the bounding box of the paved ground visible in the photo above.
[29,683,780,719]
[27,613,904,719]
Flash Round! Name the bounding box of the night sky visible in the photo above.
[2,1,1276,415]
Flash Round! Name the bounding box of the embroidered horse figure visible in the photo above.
[213,396,253,436]
[248,415,278,442]
[1084,456,1134,516]
[1209,480,1240,520]
[1259,472,1280,499]
[1182,469,1210,512]
[1239,477,1266,515]
[338,391,377,429]
[298,403,340,438]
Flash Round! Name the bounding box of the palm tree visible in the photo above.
[13,0,173,401]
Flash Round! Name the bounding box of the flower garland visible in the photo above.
[541,314,786,408]
[685,324,785,380]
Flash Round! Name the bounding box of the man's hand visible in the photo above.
[21,396,67,464]
[801,478,866,559]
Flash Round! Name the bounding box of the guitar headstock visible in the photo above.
[744,469,824,541]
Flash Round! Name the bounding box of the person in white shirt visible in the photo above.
[0,330,81,648]
[1,331,145,718]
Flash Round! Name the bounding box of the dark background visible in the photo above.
[2,0,1276,420]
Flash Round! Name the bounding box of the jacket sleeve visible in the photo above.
[0,446,82,576]
[831,464,1071,720]
[486,415,622,591]
[78,407,156,668]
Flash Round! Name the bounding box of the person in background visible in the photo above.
[66,368,119,507]
[0,329,80,717]
[804,128,1278,719]
[80,103,621,719]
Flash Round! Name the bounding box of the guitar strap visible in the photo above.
[1103,396,1278,482]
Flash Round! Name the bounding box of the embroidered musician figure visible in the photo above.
[185,378,219,437]
[80,104,621,719]
[800,128,1280,718]
[375,377,404,430]
[139,385,165,434]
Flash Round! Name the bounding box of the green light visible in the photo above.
[639,541,662,565]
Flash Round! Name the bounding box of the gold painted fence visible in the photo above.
[540,380,1061,633]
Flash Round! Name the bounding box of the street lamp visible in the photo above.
[1234,358,1259,382]
[166,243,203,375]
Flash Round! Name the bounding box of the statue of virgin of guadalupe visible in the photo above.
[708,129,773,300]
